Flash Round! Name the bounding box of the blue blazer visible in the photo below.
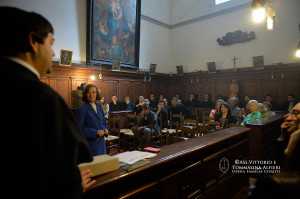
[76,102,108,156]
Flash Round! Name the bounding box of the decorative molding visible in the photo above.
[141,15,170,29]
[141,2,251,29]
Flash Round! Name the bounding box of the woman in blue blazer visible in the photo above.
[76,84,108,156]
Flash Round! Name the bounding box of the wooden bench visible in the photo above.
[84,127,249,199]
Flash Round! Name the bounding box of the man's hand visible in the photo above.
[81,169,96,193]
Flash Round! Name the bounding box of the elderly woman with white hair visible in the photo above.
[241,100,262,126]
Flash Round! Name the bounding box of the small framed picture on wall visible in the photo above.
[176,65,184,76]
[112,58,122,71]
[207,62,216,74]
[253,56,264,70]
[59,50,73,66]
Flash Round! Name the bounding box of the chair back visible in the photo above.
[108,117,121,136]
[125,113,136,128]
[183,118,199,137]
[175,126,196,142]
[170,112,183,128]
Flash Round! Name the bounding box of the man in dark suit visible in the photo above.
[199,93,214,108]
[0,7,93,198]
[168,97,190,128]
[109,95,123,111]
[282,94,298,112]
[265,94,280,111]
[132,104,160,149]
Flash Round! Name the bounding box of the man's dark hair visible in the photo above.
[0,7,54,56]
[287,94,295,98]
[142,104,150,110]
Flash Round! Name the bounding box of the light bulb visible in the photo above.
[91,73,95,80]
[296,49,300,58]
[252,8,265,23]
[267,16,273,30]
[99,72,102,79]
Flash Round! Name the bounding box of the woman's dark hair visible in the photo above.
[81,84,101,103]
[0,7,54,56]
[100,96,106,104]
[221,102,232,116]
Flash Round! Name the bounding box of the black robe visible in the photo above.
[1,58,93,199]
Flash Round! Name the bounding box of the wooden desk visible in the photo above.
[84,127,249,199]
[246,114,284,161]
[109,110,133,129]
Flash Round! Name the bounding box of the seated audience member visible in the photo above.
[241,100,262,126]
[258,103,270,118]
[263,101,276,116]
[199,93,214,108]
[185,94,199,108]
[109,95,123,111]
[156,100,168,129]
[282,94,298,112]
[163,98,171,110]
[175,94,185,105]
[123,96,134,111]
[249,111,300,199]
[76,84,108,156]
[144,98,155,111]
[100,96,109,118]
[168,97,190,127]
[229,97,246,122]
[135,95,144,114]
[277,103,300,152]
[215,102,237,130]
[242,95,251,109]
[159,94,164,101]
[132,104,160,149]
[265,94,280,111]
[209,99,224,119]
[177,98,182,105]
[149,94,158,108]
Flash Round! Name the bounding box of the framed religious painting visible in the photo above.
[253,56,264,70]
[207,62,216,74]
[59,49,73,66]
[87,0,141,69]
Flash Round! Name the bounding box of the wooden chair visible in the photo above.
[175,126,195,142]
[120,113,137,151]
[106,117,121,155]
[202,116,221,135]
[183,118,199,138]
[169,112,183,128]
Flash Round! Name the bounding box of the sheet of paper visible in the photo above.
[114,151,157,165]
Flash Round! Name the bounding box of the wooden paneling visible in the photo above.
[104,81,118,103]
[119,81,131,102]
[132,81,143,103]
[42,62,300,108]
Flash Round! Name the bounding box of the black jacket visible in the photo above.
[1,58,92,198]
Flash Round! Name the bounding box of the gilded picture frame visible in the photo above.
[87,0,141,69]
[59,50,73,66]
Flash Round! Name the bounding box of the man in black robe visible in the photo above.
[0,7,93,198]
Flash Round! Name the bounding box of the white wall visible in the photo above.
[1,0,299,73]
[0,0,171,72]
[170,0,300,73]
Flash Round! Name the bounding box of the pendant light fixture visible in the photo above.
[251,0,266,23]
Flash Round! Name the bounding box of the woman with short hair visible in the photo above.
[76,84,108,155]
[241,100,262,126]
